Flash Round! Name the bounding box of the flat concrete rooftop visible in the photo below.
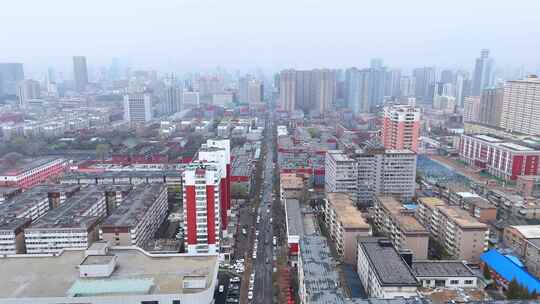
[0,248,217,299]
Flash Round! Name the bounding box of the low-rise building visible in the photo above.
[285,199,303,258]
[459,134,540,181]
[374,196,429,259]
[411,260,477,289]
[0,157,66,189]
[298,235,344,304]
[0,216,31,254]
[416,197,489,263]
[0,245,218,304]
[324,193,371,264]
[100,184,168,248]
[24,187,107,254]
[357,238,418,299]
[481,249,540,294]
[280,173,305,200]
[502,225,540,277]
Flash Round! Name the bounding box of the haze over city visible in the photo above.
[2,2,540,304]
[2,0,540,76]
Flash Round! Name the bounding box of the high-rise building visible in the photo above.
[345,68,370,114]
[163,77,182,115]
[312,69,336,115]
[384,69,402,98]
[247,79,263,104]
[182,91,200,108]
[16,79,40,108]
[367,67,386,109]
[381,105,421,152]
[238,76,250,103]
[440,69,455,84]
[182,162,222,254]
[478,87,504,127]
[198,139,231,233]
[325,148,417,207]
[123,94,152,123]
[182,139,230,255]
[471,49,494,96]
[198,76,222,99]
[413,67,436,103]
[400,76,415,97]
[294,70,316,112]
[0,63,24,96]
[455,71,469,107]
[279,69,296,112]
[463,96,481,122]
[72,56,89,92]
[500,75,540,136]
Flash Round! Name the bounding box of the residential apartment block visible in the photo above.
[502,225,540,278]
[183,162,223,255]
[500,75,540,136]
[373,196,429,259]
[325,148,417,206]
[416,197,489,263]
[0,157,66,189]
[357,238,418,299]
[24,187,107,254]
[323,193,371,264]
[381,105,421,152]
[100,183,168,247]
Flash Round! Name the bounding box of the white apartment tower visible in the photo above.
[124,94,152,124]
[500,75,540,136]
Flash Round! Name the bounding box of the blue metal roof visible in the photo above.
[505,254,525,268]
[480,249,540,293]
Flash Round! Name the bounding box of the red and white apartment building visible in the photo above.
[381,105,421,153]
[460,134,540,181]
[0,157,67,189]
[183,139,231,255]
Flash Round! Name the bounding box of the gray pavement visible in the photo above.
[252,117,275,304]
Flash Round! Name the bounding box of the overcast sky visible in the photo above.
[1,0,539,77]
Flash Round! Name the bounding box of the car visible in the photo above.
[219,285,224,293]
[230,277,241,283]
[266,209,270,214]
[248,291,254,300]
[249,284,254,291]
[255,230,259,236]
[252,253,257,259]
[242,228,247,235]
[226,298,239,303]
[265,239,268,245]
[266,258,269,264]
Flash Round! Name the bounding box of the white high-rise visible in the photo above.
[500,75,540,136]
[16,79,40,108]
[124,94,152,123]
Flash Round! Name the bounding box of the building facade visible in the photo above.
[381,105,421,152]
[459,134,540,181]
[73,56,89,92]
[0,157,67,189]
[373,196,429,259]
[416,197,489,263]
[500,75,540,136]
[323,193,371,264]
[124,94,152,124]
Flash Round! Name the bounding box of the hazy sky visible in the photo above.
[1,0,539,76]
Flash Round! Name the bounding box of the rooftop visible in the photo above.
[412,260,475,277]
[0,248,217,298]
[299,235,342,301]
[327,193,369,229]
[437,205,488,229]
[481,249,540,293]
[0,156,62,176]
[101,183,166,228]
[377,196,426,233]
[511,225,540,239]
[358,238,418,287]
[285,199,304,237]
[280,173,304,189]
[28,187,105,230]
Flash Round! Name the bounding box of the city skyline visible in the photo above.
[1,1,539,76]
